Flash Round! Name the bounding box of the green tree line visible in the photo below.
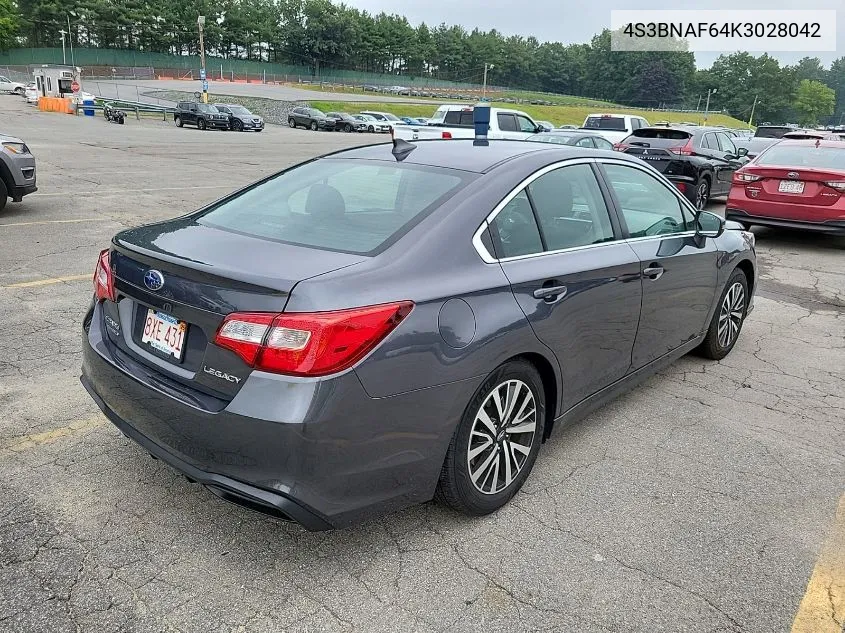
[3,0,844,123]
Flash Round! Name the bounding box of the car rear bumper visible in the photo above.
[726,208,845,235]
[81,301,473,529]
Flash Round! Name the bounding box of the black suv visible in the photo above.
[617,126,748,209]
[214,104,265,132]
[325,112,367,133]
[174,101,230,131]
[288,107,335,131]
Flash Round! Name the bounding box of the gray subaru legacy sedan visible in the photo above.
[81,140,757,530]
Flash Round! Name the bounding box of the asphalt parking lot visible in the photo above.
[1,97,843,633]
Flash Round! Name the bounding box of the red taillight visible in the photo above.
[823,181,845,192]
[668,139,694,155]
[734,172,762,183]
[673,182,687,193]
[442,131,452,139]
[612,143,629,151]
[93,248,115,302]
[214,301,414,377]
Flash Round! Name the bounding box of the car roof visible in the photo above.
[772,139,845,147]
[326,139,638,173]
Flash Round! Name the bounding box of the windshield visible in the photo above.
[198,159,472,255]
[227,106,250,115]
[755,126,791,139]
[583,116,626,131]
[755,145,845,170]
[197,104,219,113]
[526,134,576,145]
[381,113,401,121]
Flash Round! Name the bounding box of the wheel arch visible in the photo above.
[505,352,559,442]
[734,257,755,297]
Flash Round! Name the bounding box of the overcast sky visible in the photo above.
[344,0,844,68]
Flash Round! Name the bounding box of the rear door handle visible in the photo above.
[533,285,567,301]
[643,264,664,280]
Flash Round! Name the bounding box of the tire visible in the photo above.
[175,115,183,127]
[13,87,22,95]
[310,121,318,131]
[288,118,296,128]
[0,179,7,212]
[693,176,710,210]
[436,360,546,516]
[118,118,124,125]
[197,118,207,130]
[345,123,353,133]
[368,125,374,133]
[233,119,243,132]
[696,268,749,360]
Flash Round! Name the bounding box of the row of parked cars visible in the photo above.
[287,107,428,133]
[391,104,845,235]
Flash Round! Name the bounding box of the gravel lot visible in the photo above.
[1,97,843,633]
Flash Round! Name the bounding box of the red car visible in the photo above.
[726,140,845,235]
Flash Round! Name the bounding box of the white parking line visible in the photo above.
[30,185,235,197]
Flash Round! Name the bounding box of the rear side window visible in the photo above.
[498,113,518,132]
[584,116,626,131]
[198,160,470,255]
[528,164,615,251]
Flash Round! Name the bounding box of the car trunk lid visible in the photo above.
[738,166,844,214]
[105,219,366,399]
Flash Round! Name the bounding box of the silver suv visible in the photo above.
[0,133,37,212]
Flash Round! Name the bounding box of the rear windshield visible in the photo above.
[197,159,472,255]
[755,145,845,170]
[526,134,576,145]
[621,128,691,147]
[583,116,626,131]
[444,110,475,126]
[755,126,791,139]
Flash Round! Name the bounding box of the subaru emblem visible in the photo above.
[144,269,165,291]
[787,171,799,179]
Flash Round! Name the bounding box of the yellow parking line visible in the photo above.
[1,416,105,452]
[1,274,90,289]
[31,185,233,197]
[0,218,100,228]
[791,494,845,633]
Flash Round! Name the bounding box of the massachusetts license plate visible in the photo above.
[778,180,805,194]
[141,308,187,360]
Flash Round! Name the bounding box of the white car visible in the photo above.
[23,84,38,104]
[359,111,401,132]
[580,113,650,144]
[0,76,25,95]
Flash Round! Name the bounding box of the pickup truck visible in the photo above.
[733,125,798,159]
[580,113,650,144]
[392,105,543,141]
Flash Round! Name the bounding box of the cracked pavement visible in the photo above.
[0,98,843,633]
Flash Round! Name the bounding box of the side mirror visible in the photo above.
[535,125,544,133]
[695,211,725,238]
[736,147,748,157]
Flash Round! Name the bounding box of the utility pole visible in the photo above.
[748,95,758,128]
[703,88,716,126]
[197,15,208,103]
[59,30,67,64]
[482,63,494,98]
[696,94,702,111]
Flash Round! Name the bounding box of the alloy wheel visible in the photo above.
[695,180,709,210]
[467,379,537,495]
[717,282,745,348]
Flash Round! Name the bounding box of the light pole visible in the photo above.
[703,88,717,125]
[482,63,494,98]
[748,95,759,128]
[197,15,208,103]
[59,29,67,64]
